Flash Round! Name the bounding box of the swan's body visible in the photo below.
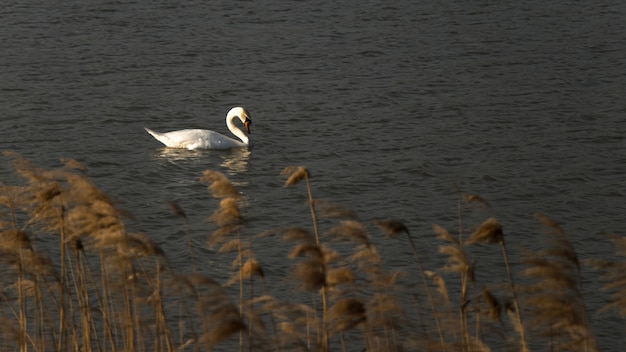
[145,107,251,150]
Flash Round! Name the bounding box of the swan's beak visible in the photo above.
[244,117,251,134]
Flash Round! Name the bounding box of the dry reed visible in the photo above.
[0,155,622,352]
[521,213,598,352]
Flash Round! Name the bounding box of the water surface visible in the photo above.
[1,0,625,349]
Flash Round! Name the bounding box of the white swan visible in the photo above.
[145,107,251,150]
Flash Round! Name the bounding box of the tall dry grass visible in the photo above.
[0,154,622,351]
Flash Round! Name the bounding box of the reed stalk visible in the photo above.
[374,219,446,348]
[466,217,529,352]
[455,190,470,351]
[282,166,329,352]
[202,170,252,351]
[3,155,624,352]
[168,200,197,274]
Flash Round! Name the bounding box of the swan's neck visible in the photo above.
[226,112,249,144]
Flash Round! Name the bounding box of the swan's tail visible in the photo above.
[144,128,170,146]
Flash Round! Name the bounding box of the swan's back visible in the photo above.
[144,128,246,150]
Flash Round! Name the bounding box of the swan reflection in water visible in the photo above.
[152,147,251,181]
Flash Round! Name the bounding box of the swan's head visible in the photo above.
[229,106,252,134]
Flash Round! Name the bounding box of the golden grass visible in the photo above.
[0,154,622,351]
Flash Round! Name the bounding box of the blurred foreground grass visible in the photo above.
[0,152,622,351]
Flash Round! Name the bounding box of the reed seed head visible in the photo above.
[321,244,342,264]
[201,170,240,199]
[467,217,504,245]
[314,199,357,219]
[209,198,241,227]
[208,226,242,247]
[332,298,366,317]
[521,216,598,351]
[329,298,366,332]
[288,243,322,260]
[127,232,166,258]
[242,258,264,279]
[166,200,187,219]
[283,226,315,243]
[0,230,32,252]
[294,259,326,291]
[60,158,88,173]
[350,244,381,265]
[589,234,626,319]
[329,220,370,245]
[373,219,409,238]
[201,317,246,346]
[535,212,563,232]
[37,183,62,202]
[326,267,355,287]
[218,239,244,254]
[425,270,450,302]
[226,258,264,286]
[483,287,501,321]
[464,192,490,209]
[433,224,459,245]
[534,213,580,271]
[281,166,310,186]
[440,245,473,281]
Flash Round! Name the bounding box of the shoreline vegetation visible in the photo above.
[0,152,621,351]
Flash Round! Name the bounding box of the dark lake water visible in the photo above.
[2,0,625,350]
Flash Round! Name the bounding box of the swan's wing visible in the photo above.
[145,128,245,150]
